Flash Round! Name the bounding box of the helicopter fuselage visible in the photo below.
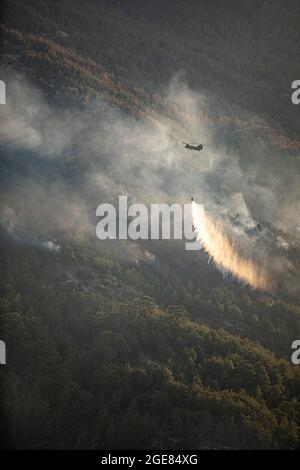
[184,144,203,151]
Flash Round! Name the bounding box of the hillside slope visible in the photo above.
[1,0,300,450]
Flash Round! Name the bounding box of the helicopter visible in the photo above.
[182,142,209,151]
[181,142,210,201]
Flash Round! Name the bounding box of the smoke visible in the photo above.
[42,240,60,251]
[0,72,299,293]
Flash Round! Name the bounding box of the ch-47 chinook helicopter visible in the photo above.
[182,142,210,151]
[182,142,210,200]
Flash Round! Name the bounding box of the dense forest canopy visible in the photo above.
[2,0,300,135]
[0,0,300,449]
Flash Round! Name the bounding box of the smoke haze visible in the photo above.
[1,73,299,293]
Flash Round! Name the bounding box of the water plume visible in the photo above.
[192,201,270,290]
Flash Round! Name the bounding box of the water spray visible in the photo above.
[191,200,270,290]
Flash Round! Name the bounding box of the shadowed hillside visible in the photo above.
[1,0,300,450]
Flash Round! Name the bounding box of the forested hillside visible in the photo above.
[2,0,300,137]
[1,241,300,449]
[1,0,300,450]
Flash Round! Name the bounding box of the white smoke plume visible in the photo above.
[0,72,299,293]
